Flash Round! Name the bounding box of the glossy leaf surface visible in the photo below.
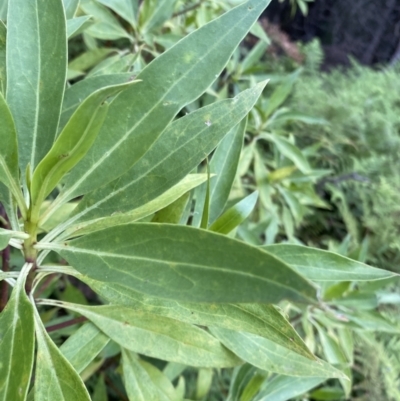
[6,0,67,171]
[48,223,316,303]
[262,244,396,282]
[0,265,34,401]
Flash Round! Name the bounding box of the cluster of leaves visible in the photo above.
[0,1,399,401]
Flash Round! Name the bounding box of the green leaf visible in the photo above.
[0,92,21,206]
[0,264,35,401]
[46,300,242,367]
[0,227,11,250]
[261,244,397,282]
[122,350,172,401]
[70,276,314,360]
[54,83,266,233]
[60,0,272,200]
[31,82,136,216]
[68,48,115,75]
[63,0,79,19]
[67,16,94,39]
[263,70,299,120]
[211,328,348,379]
[59,73,132,132]
[0,183,18,231]
[0,1,7,22]
[139,0,178,33]
[196,369,213,400]
[0,20,6,94]
[200,163,211,229]
[151,191,190,224]
[97,0,138,27]
[6,0,67,171]
[209,191,258,235]
[87,53,135,77]
[34,308,91,401]
[209,118,246,225]
[59,322,110,374]
[67,174,208,236]
[92,374,108,401]
[255,376,324,401]
[45,223,317,303]
[260,133,311,174]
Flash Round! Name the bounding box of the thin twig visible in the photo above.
[173,1,204,18]
[45,316,87,333]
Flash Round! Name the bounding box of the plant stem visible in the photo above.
[173,1,204,17]
[23,220,38,294]
[45,316,87,333]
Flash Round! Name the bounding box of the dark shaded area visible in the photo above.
[265,0,400,68]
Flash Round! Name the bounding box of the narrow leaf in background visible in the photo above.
[209,118,247,225]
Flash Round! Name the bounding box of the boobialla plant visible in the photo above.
[0,0,395,400]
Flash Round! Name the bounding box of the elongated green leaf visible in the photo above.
[151,192,190,224]
[0,92,19,196]
[48,300,241,367]
[67,16,94,38]
[59,73,132,131]
[211,328,347,379]
[255,376,324,401]
[0,264,35,401]
[60,322,110,373]
[63,0,79,18]
[45,223,316,303]
[34,309,91,401]
[7,0,67,171]
[262,244,396,282]
[0,1,7,22]
[260,133,311,174]
[87,53,135,77]
[0,183,18,231]
[209,118,246,225]
[139,0,178,33]
[68,174,207,236]
[31,82,136,213]
[73,275,314,360]
[60,0,272,201]
[0,21,5,94]
[209,191,258,235]
[264,70,299,120]
[53,83,266,233]
[97,0,138,27]
[122,350,171,401]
